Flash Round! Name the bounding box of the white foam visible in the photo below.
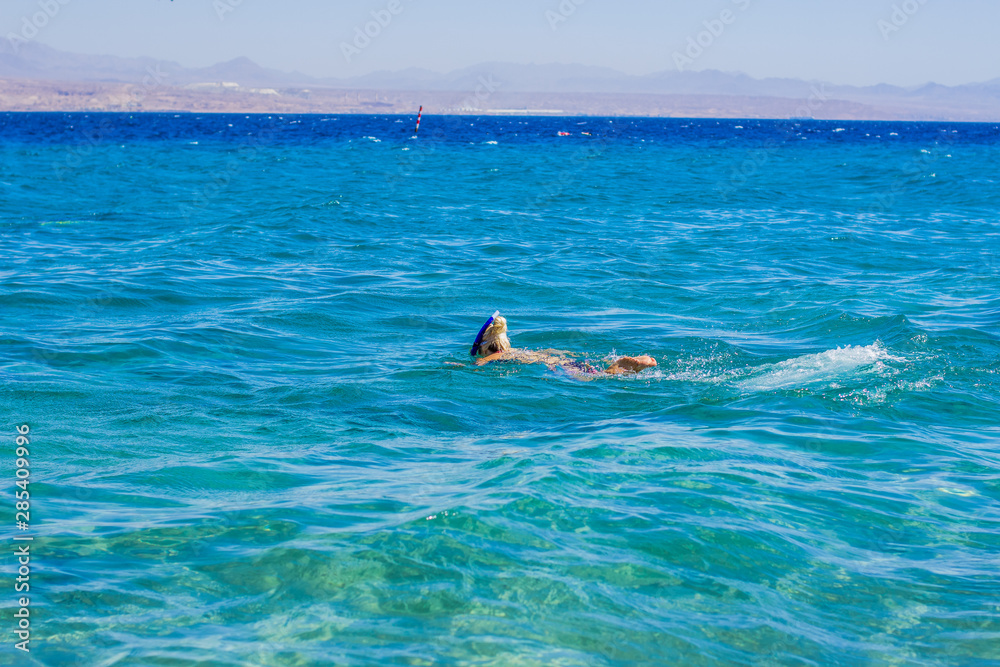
[737,343,902,393]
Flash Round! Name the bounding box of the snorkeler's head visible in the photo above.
[475,315,511,357]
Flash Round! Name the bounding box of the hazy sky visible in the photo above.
[4,0,998,86]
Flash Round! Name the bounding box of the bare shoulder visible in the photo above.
[512,350,570,366]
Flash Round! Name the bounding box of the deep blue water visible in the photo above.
[1,112,999,665]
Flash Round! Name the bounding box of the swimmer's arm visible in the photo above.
[475,350,548,366]
[474,351,513,366]
[476,350,531,366]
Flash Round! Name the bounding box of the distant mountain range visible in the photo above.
[2,40,999,120]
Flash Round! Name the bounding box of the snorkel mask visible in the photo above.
[470,311,500,357]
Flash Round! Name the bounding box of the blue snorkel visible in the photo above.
[470,311,500,356]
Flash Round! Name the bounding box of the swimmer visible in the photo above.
[469,312,657,376]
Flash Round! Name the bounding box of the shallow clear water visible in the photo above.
[1,113,999,665]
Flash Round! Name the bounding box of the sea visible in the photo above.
[0,112,998,666]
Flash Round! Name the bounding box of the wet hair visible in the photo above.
[476,315,511,357]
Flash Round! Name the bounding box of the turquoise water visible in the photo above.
[1,113,999,665]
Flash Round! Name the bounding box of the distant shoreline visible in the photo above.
[2,110,996,125]
[2,77,997,122]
